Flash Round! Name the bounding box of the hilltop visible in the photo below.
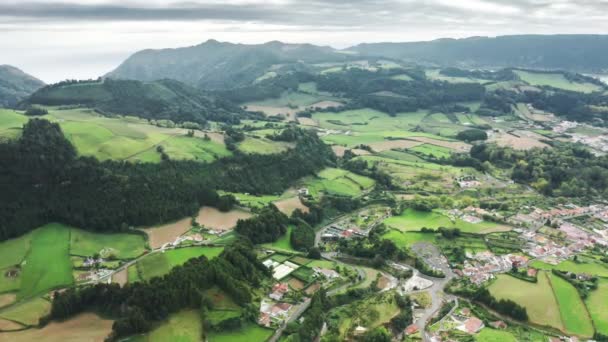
[0,65,45,108]
[24,78,246,125]
[105,40,354,89]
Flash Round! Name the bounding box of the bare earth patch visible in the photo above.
[377,275,391,290]
[0,293,16,308]
[407,137,471,152]
[4,312,112,342]
[297,117,318,126]
[306,100,343,109]
[0,318,23,331]
[331,146,371,157]
[196,207,252,232]
[287,278,305,290]
[490,131,550,150]
[245,105,298,121]
[111,269,128,287]
[273,197,309,216]
[368,140,423,152]
[141,217,192,249]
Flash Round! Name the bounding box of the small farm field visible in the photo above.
[195,206,252,232]
[262,225,295,252]
[143,310,202,342]
[489,272,563,331]
[514,70,603,93]
[207,323,273,342]
[529,259,608,277]
[586,279,608,335]
[3,312,112,342]
[141,216,192,249]
[137,247,223,280]
[273,196,309,215]
[475,328,517,342]
[69,229,146,259]
[223,192,279,209]
[383,209,510,234]
[381,230,437,247]
[0,297,51,326]
[19,224,73,299]
[304,167,375,198]
[237,136,293,154]
[409,143,452,158]
[549,273,593,337]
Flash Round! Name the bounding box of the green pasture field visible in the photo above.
[0,109,28,140]
[0,297,51,326]
[381,230,437,247]
[489,272,564,331]
[530,259,608,277]
[586,279,608,335]
[307,260,339,270]
[221,192,280,208]
[549,273,594,337]
[207,309,242,325]
[262,225,295,252]
[313,108,428,132]
[377,150,426,162]
[0,107,231,162]
[140,310,202,342]
[128,265,140,283]
[69,229,146,259]
[19,224,73,299]
[304,167,375,198]
[207,323,273,342]
[475,328,517,342]
[237,136,292,154]
[246,90,326,107]
[425,69,490,84]
[291,266,316,283]
[409,144,452,158]
[138,247,224,280]
[204,287,242,311]
[384,208,510,234]
[352,267,380,290]
[0,232,33,270]
[514,70,603,93]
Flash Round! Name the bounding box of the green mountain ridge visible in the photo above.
[0,65,45,108]
[105,39,355,89]
[348,34,608,72]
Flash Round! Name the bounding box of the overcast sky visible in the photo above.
[2,0,608,83]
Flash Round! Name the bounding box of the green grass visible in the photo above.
[164,247,224,266]
[514,70,603,93]
[586,279,608,335]
[128,265,140,283]
[18,224,73,299]
[475,328,517,342]
[409,144,452,158]
[304,167,375,198]
[381,230,437,247]
[262,225,295,252]
[144,310,202,342]
[0,297,51,326]
[204,287,242,311]
[530,260,608,277]
[549,273,594,337]
[489,272,563,330]
[138,247,223,281]
[0,232,33,270]
[384,208,510,234]
[69,229,146,259]
[223,192,280,209]
[207,323,273,342]
[207,309,242,325]
[238,136,292,154]
[0,109,28,140]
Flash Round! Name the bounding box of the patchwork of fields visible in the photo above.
[384,208,511,234]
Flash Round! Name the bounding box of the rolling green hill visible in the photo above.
[0,65,44,108]
[106,40,353,89]
[24,78,246,125]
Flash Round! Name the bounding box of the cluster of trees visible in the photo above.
[456,128,488,142]
[314,69,486,115]
[471,287,528,321]
[290,219,315,251]
[0,120,332,240]
[49,240,269,340]
[24,106,48,116]
[469,143,608,198]
[234,205,288,243]
[390,294,413,332]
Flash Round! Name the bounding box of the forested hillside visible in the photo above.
[106,40,352,89]
[0,65,45,108]
[0,120,334,240]
[349,35,608,72]
[24,78,247,125]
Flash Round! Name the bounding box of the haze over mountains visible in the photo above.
[104,35,608,90]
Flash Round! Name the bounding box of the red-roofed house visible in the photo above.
[270,283,289,300]
[458,317,485,334]
[405,324,419,335]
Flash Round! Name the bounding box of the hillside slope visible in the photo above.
[24,78,246,124]
[106,40,352,89]
[0,65,45,108]
[349,35,608,72]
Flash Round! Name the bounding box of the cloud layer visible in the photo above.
[2,0,608,82]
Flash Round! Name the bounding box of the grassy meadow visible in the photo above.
[69,229,146,259]
[586,279,608,335]
[0,297,51,326]
[137,247,224,281]
[548,273,594,337]
[383,208,510,234]
[303,167,375,198]
[514,70,603,93]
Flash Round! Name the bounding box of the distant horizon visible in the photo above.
[6,32,608,84]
